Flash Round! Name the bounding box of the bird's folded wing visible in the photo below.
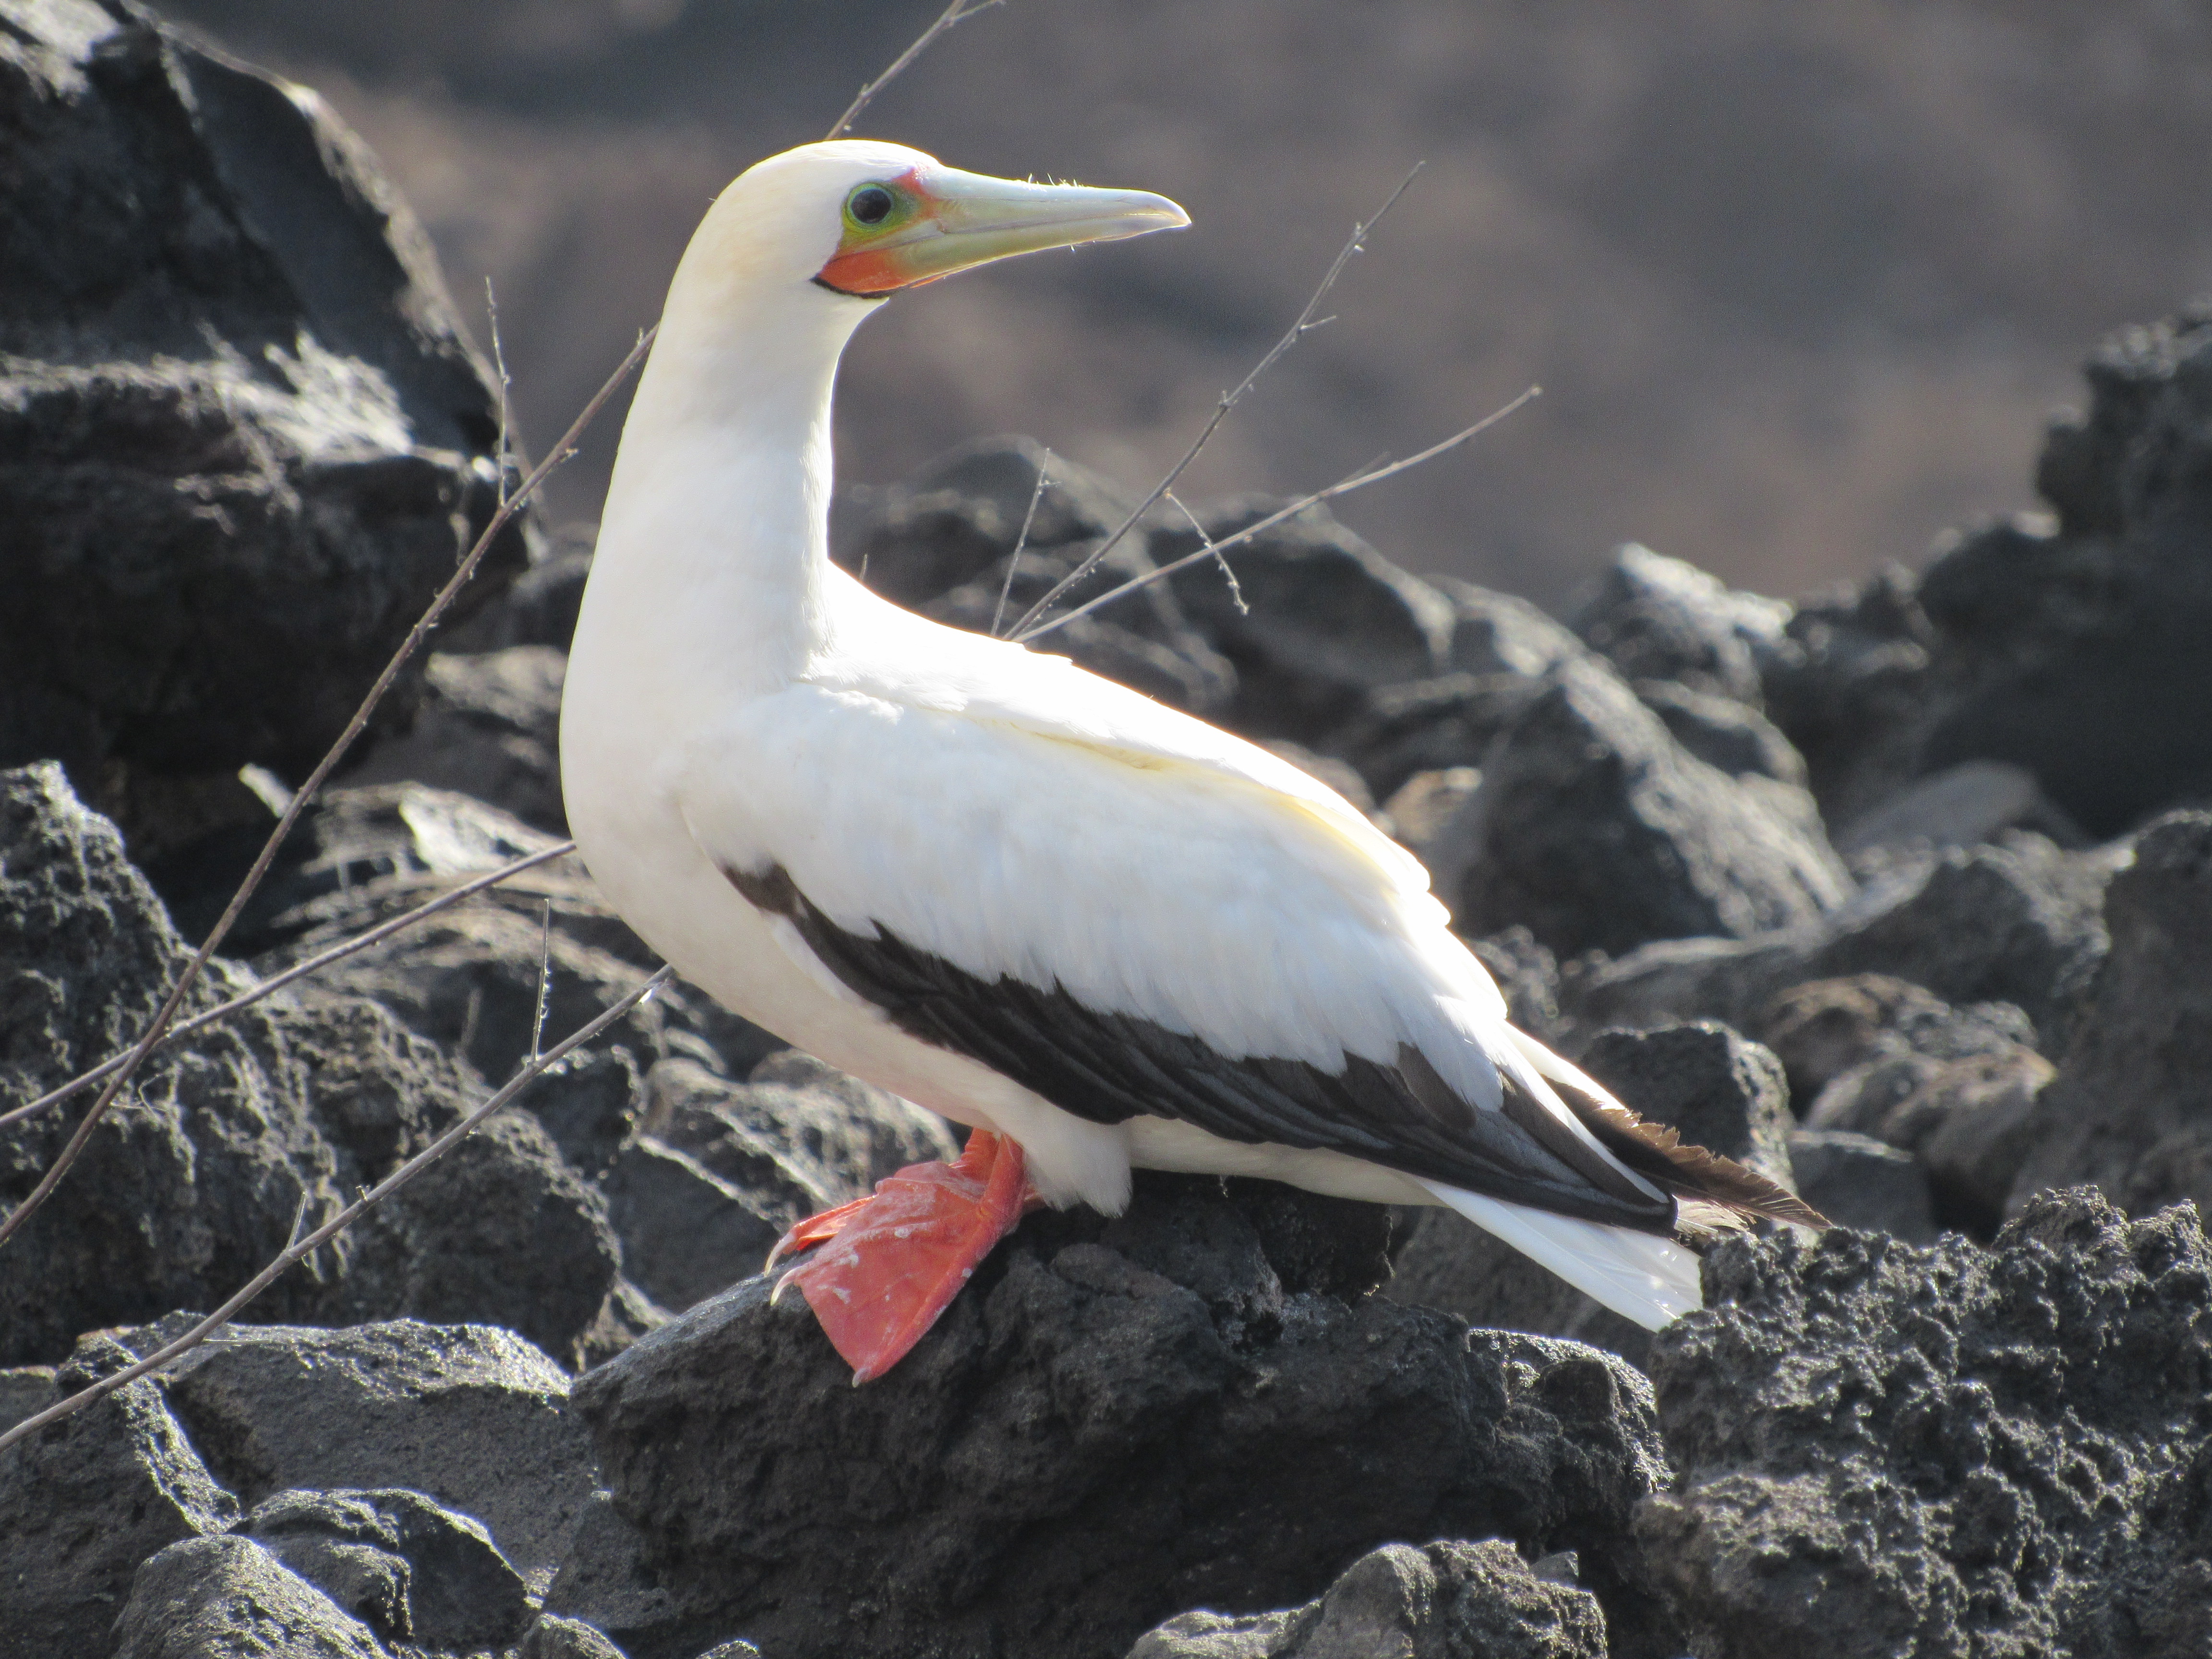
[678,637,1676,1229]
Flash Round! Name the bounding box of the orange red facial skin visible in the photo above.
[815,167,937,296]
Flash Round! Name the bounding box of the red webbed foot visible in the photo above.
[769,1129,1041,1383]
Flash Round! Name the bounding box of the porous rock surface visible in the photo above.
[0,0,528,809]
[1638,1189,2212,1658]
[565,1174,1680,1659]
[1128,1538,1607,1659]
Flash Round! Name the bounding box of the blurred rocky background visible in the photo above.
[9,3,2212,1658]
[145,0,2212,606]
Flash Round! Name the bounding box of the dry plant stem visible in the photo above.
[0,328,656,1252]
[0,841,576,1133]
[1020,385,1541,644]
[990,450,1052,638]
[824,0,1005,141]
[0,965,676,1456]
[1006,164,1425,641]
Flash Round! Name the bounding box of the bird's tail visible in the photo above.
[1416,1179,1705,1331]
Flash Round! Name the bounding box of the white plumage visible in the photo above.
[562,140,1771,1338]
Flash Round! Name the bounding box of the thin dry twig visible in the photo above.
[825,0,1005,142]
[1006,165,1425,641]
[529,901,554,1064]
[484,277,515,507]
[0,841,576,1133]
[990,450,1053,638]
[0,965,675,1456]
[1020,385,1542,643]
[1162,488,1246,616]
[0,328,655,1251]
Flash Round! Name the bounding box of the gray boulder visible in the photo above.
[113,1536,389,1659]
[240,1487,533,1652]
[521,1615,631,1659]
[1445,657,1851,956]
[1127,1539,1607,1659]
[340,646,569,834]
[1568,543,1791,706]
[2006,811,2212,1221]
[0,0,527,809]
[565,1173,1678,1659]
[160,1318,597,1594]
[1155,497,1456,745]
[0,1334,238,1659]
[1639,1189,2212,1659]
[1783,1130,1936,1243]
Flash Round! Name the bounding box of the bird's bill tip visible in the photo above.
[817,165,1188,298]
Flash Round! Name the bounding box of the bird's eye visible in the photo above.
[846,185,896,228]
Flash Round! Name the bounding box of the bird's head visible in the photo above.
[679,139,1190,306]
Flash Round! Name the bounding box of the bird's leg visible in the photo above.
[769,1129,1042,1383]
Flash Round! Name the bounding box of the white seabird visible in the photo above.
[561,140,1821,1382]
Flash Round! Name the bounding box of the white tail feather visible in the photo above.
[1419,1180,1703,1331]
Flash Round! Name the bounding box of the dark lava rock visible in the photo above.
[161,1318,597,1593]
[521,1615,631,1659]
[1630,679,1805,787]
[0,0,527,801]
[1752,974,2038,1108]
[1798,831,2114,1047]
[113,1535,388,1659]
[0,1334,237,1659]
[240,1487,533,1651]
[1568,543,1791,707]
[1445,657,1851,956]
[565,1174,1677,1659]
[2007,811,2212,1222]
[340,646,569,834]
[602,1135,780,1314]
[1127,1538,1607,1658]
[1326,672,1544,805]
[0,763,489,1365]
[1638,1189,2212,1659]
[314,1112,623,1367]
[1772,305,2212,839]
[1832,758,2087,858]
[1387,1022,1798,1370]
[1784,1129,1936,1243]
[442,524,598,653]
[1155,497,1456,745]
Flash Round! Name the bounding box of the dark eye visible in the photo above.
[847,185,895,227]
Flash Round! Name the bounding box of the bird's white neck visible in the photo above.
[572,272,873,709]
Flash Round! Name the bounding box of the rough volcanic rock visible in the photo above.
[1630,679,1804,787]
[1797,831,2114,1046]
[113,1535,389,1659]
[1387,1022,1797,1369]
[520,1615,631,1659]
[1326,673,1542,806]
[602,1135,780,1314]
[1568,543,1791,706]
[339,646,569,834]
[0,1334,238,1659]
[1769,304,2212,840]
[2006,811,2212,1221]
[565,1174,1677,1659]
[1832,758,2087,858]
[0,763,491,1366]
[441,523,598,653]
[0,0,528,806]
[160,1319,597,1593]
[1751,974,2036,1107]
[240,1487,533,1652]
[313,1112,623,1367]
[1127,1539,1607,1659]
[1638,1189,2212,1659]
[1154,498,1456,745]
[1444,657,1851,956]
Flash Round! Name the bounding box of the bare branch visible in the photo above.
[529,901,554,1065]
[1005,164,1425,641]
[0,965,675,1455]
[484,276,514,507]
[1163,488,1246,616]
[0,841,576,1133]
[1019,385,1541,644]
[990,449,1052,639]
[0,326,655,1252]
[825,0,1006,142]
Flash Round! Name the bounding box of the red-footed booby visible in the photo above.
[562,140,1822,1382]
